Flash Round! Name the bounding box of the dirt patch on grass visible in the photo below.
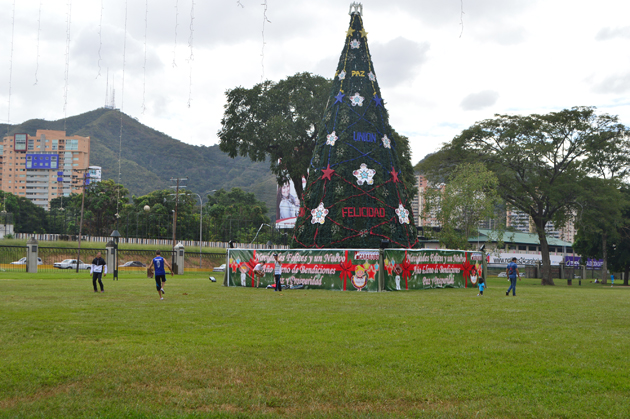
[0,382,77,410]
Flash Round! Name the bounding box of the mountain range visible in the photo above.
[1,108,278,216]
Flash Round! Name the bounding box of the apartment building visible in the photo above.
[0,130,90,209]
[412,173,443,227]
[507,208,577,243]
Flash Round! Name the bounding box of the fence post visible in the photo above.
[174,242,185,275]
[106,240,115,274]
[26,236,39,273]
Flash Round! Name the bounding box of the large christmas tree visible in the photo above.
[292,5,419,249]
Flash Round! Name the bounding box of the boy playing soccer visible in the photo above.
[148,250,174,300]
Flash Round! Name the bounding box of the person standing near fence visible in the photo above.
[90,252,107,293]
[148,250,174,300]
[506,257,520,296]
[273,253,282,292]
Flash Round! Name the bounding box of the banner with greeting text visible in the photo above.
[382,249,484,290]
[226,249,381,291]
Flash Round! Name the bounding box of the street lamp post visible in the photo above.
[191,190,216,269]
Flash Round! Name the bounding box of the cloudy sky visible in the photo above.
[1,0,629,164]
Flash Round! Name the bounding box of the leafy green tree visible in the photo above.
[573,180,630,283]
[419,107,630,285]
[218,72,331,200]
[50,180,129,237]
[125,189,198,240]
[205,188,270,243]
[218,72,417,204]
[423,163,501,250]
[0,191,48,234]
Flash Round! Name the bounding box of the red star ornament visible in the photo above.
[366,263,377,280]
[390,167,399,183]
[384,258,395,275]
[321,164,335,181]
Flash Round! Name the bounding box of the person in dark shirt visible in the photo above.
[90,252,107,293]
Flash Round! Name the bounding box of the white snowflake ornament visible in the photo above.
[326,131,338,146]
[353,163,376,186]
[368,72,376,81]
[350,39,361,49]
[381,135,391,149]
[395,204,410,224]
[350,93,365,107]
[338,70,346,80]
[311,202,329,225]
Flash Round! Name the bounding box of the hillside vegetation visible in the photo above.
[1,109,277,215]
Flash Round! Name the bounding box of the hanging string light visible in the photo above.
[116,0,129,218]
[187,0,195,108]
[63,0,72,133]
[459,0,465,38]
[142,0,148,114]
[6,0,16,126]
[172,0,179,68]
[34,1,42,85]
[96,0,104,78]
[260,0,270,82]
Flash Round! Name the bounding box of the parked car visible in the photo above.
[213,264,226,272]
[11,257,43,265]
[54,259,90,270]
[119,261,147,268]
[497,272,507,277]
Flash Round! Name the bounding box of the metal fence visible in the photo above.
[0,245,225,274]
[0,246,27,273]
[115,249,225,273]
[37,247,103,273]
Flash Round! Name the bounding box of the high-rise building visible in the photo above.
[507,207,576,243]
[506,208,531,233]
[413,173,443,228]
[87,166,102,184]
[0,130,90,209]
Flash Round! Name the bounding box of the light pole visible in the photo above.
[191,190,216,268]
[251,223,271,245]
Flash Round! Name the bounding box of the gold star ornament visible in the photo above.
[346,27,355,37]
[359,28,368,38]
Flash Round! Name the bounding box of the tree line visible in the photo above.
[2,181,280,245]
[417,107,630,285]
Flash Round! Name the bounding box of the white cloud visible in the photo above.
[595,26,630,41]
[461,90,500,111]
[1,0,630,166]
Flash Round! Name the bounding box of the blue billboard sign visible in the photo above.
[564,256,604,270]
[26,154,59,169]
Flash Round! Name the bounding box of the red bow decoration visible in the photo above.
[336,250,355,291]
[461,252,474,288]
[400,251,414,290]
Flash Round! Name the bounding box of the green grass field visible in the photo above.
[1,273,628,418]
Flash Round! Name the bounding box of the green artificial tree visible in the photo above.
[292,7,419,249]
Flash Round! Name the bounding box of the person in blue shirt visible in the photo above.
[148,250,174,300]
[506,257,520,296]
